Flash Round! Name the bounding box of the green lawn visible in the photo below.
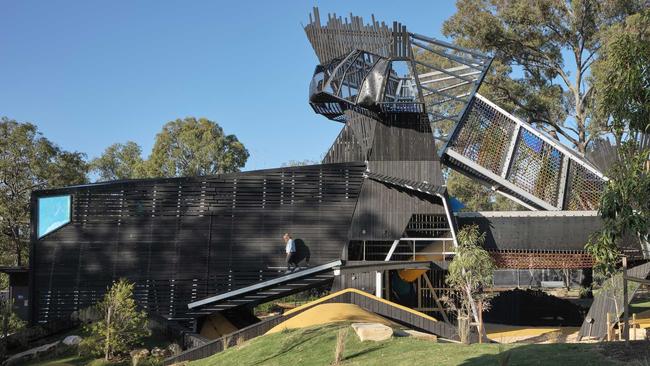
[190,323,623,366]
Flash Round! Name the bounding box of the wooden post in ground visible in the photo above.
[607,312,612,341]
[478,301,483,344]
[633,313,637,341]
[623,256,629,343]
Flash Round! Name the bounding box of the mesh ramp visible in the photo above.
[442,94,607,210]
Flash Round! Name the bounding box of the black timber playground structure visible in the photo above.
[4,7,649,363]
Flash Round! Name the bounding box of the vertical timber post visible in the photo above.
[478,301,483,344]
[623,256,629,343]
[375,271,382,298]
[607,312,612,341]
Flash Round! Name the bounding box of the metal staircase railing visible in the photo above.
[187,260,342,315]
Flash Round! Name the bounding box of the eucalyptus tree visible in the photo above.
[0,118,87,266]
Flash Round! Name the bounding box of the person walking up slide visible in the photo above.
[283,233,297,273]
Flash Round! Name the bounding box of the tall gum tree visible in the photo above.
[146,117,249,178]
[443,0,646,153]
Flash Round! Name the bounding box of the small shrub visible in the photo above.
[578,286,592,299]
[167,342,182,355]
[78,335,103,357]
[89,279,149,360]
[136,356,164,366]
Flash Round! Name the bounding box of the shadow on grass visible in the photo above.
[343,344,387,361]
[250,325,340,365]
[458,343,615,366]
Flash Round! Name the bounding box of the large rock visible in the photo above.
[3,341,60,366]
[62,335,82,346]
[351,323,393,342]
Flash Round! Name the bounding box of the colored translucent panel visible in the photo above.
[38,195,71,238]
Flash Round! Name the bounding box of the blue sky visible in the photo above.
[0,1,459,171]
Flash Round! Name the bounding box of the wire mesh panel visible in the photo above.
[447,98,515,175]
[507,129,564,205]
[443,94,607,210]
[564,161,606,210]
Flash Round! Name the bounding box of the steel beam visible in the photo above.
[557,156,570,209]
[501,124,521,179]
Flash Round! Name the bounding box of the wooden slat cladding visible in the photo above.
[369,116,437,163]
[322,122,367,164]
[304,7,394,64]
[348,179,445,241]
[578,262,650,340]
[31,163,365,323]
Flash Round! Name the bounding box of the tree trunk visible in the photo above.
[105,306,112,361]
[11,227,22,267]
[465,285,480,325]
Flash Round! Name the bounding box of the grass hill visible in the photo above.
[190,323,622,366]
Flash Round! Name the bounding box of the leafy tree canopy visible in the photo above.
[146,117,249,178]
[90,141,146,182]
[91,117,249,180]
[0,118,87,266]
[443,0,646,152]
[592,9,650,141]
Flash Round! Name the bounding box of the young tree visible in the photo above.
[0,118,88,266]
[443,0,645,153]
[146,117,249,178]
[89,279,148,360]
[586,143,650,275]
[90,141,147,181]
[446,224,495,343]
[586,9,650,277]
